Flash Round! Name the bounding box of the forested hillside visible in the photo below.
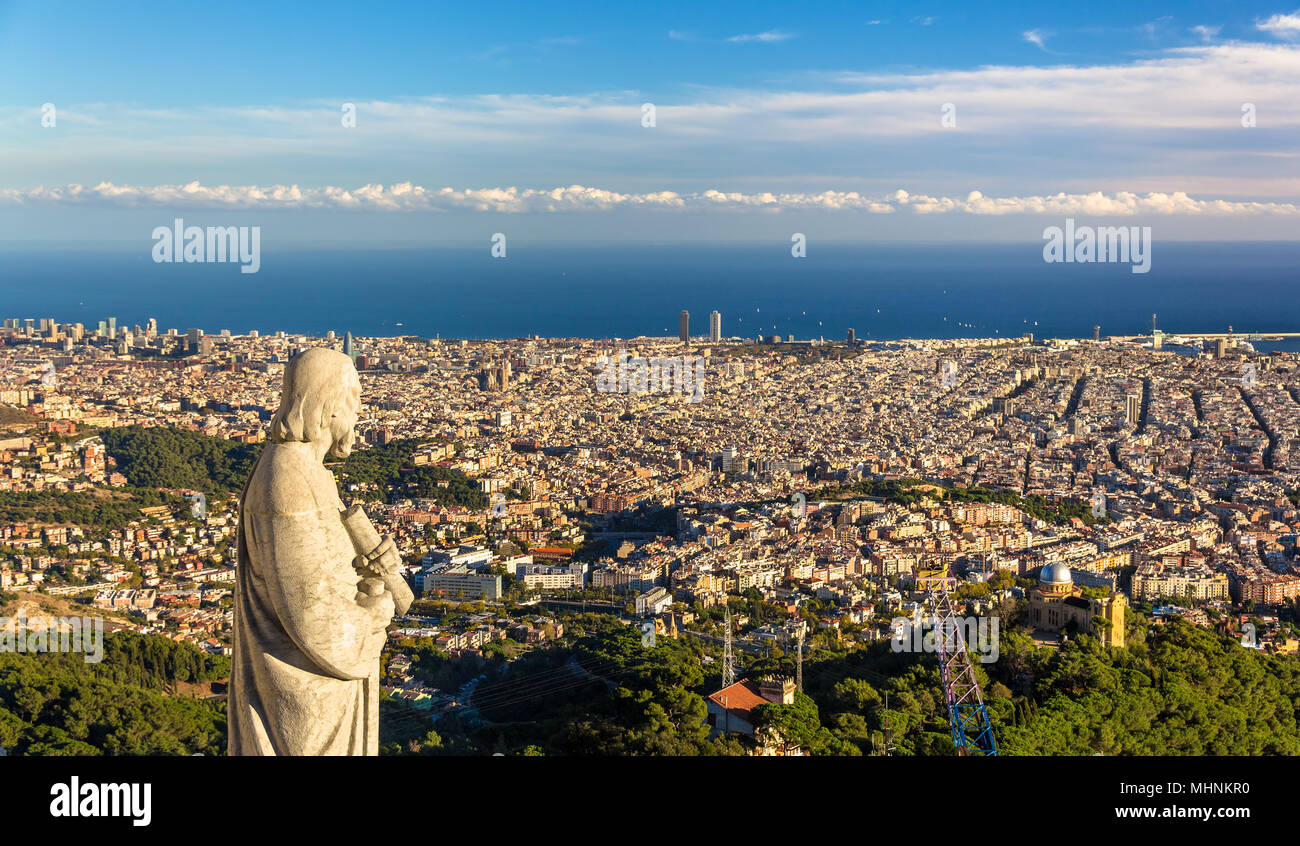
[0,632,228,755]
[101,427,485,509]
[101,426,262,493]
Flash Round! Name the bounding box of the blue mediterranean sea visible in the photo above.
[1,241,1298,351]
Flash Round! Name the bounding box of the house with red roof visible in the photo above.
[705,676,795,739]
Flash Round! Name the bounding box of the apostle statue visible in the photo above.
[229,348,412,756]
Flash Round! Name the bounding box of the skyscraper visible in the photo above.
[710,310,721,343]
[846,328,856,345]
[679,310,690,343]
[344,331,355,361]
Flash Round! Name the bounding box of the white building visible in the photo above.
[635,586,672,616]
[421,545,494,571]
[516,560,586,590]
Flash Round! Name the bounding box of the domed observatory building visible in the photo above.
[1028,562,1126,647]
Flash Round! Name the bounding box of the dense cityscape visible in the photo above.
[2,311,1298,757]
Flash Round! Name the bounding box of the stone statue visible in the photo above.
[229,348,413,756]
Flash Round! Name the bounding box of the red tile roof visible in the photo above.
[707,680,767,717]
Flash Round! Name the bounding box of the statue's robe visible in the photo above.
[229,442,393,755]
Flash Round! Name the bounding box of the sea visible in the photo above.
[2,241,1299,352]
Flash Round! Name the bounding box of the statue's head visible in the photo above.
[270,348,362,459]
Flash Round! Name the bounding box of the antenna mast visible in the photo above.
[796,624,805,692]
[882,691,897,756]
[723,605,735,687]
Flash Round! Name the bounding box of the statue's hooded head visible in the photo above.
[270,348,362,459]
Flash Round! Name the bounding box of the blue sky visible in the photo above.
[0,0,1278,101]
[2,0,1300,241]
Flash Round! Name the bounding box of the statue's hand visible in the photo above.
[352,535,410,618]
[355,537,400,577]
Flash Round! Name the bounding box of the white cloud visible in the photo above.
[3,181,1297,216]
[1257,11,1300,37]
[726,30,795,43]
[1023,29,1048,50]
[19,42,1300,149]
[1190,24,1221,42]
[829,43,1300,131]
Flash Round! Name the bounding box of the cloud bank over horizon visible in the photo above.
[3,181,1299,217]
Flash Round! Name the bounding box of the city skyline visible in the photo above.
[4,267,1300,778]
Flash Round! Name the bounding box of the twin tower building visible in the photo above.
[679,310,723,344]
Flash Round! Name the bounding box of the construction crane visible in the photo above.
[917,576,998,756]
